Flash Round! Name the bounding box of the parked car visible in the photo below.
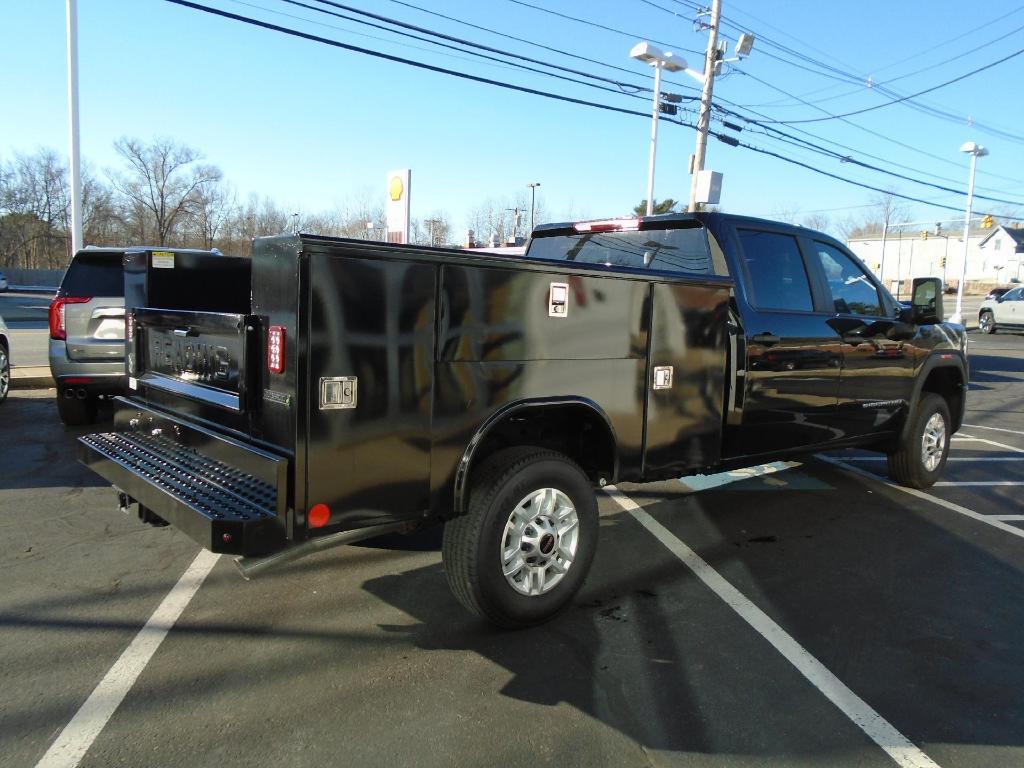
[0,314,9,402]
[979,285,1024,333]
[984,286,1014,301]
[48,248,127,425]
[0,271,9,292]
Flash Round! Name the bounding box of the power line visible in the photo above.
[303,0,648,93]
[503,0,704,57]
[384,0,672,85]
[163,0,1024,216]
[751,45,1024,125]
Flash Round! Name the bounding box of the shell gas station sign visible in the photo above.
[386,169,411,244]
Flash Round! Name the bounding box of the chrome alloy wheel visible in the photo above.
[979,312,994,333]
[921,411,947,472]
[500,487,580,597]
[0,347,9,399]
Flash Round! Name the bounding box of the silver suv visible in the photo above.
[49,248,126,425]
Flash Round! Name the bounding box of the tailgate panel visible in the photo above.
[134,308,258,412]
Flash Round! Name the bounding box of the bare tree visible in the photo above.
[846,191,910,239]
[111,137,222,245]
[190,179,235,250]
[0,149,70,267]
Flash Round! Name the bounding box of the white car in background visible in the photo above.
[978,285,1024,333]
[0,271,9,292]
[0,314,10,402]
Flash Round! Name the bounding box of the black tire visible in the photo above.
[887,393,951,489]
[57,392,98,426]
[979,310,996,334]
[442,446,599,628]
[0,344,9,403]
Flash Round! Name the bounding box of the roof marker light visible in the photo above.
[574,218,640,233]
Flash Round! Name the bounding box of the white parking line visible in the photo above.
[934,481,1024,486]
[838,457,1024,463]
[963,437,1024,455]
[992,515,1024,522]
[604,486,941,768]
[962,423,1024,436]
[816,455,1024,542]
[34,550,220,768]
[679,461,800,492]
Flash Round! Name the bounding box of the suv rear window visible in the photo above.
[61,252,124,298]
[527,227,721,275]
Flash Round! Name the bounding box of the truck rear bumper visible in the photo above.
[79,398,289,556]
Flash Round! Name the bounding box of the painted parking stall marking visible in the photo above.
[604,485,942,768]
[34,551,220,768]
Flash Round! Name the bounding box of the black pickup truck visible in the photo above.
[79,213,967,627]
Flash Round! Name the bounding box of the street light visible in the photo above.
[630,42,686,216]
[527,182,541,235]
[951,141,988,325]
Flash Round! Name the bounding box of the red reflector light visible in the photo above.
[48,296,91,340]
[574,218,639,233]
[62,377,93,385]
[308,504,331,529]
[267,325,285,374]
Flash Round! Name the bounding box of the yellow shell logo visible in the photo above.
[389,176,404,202]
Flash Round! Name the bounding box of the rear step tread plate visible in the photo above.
[82,432,275,520]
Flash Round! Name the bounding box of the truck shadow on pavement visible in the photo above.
[361,472,1024,761]
[0,391,109,490]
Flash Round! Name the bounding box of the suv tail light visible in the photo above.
[267,325,285,374]
[48,296,91,340]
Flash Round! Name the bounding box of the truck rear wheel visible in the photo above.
[443,447,598,628]
[887,393,950,489]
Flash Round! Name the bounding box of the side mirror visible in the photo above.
[910,277,943,324]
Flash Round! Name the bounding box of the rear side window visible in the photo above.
[61,253,124,298]
[736,229,813,311]
[813,242,884,317]
[527,227,721,275]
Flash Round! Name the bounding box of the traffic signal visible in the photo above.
[981,214,994,228]
[920,230,929,240]
[940,256,946,268]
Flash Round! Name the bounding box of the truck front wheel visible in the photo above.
[442,447,598,628]
[887,393,950,489]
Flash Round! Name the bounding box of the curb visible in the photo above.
[11,367,55,390]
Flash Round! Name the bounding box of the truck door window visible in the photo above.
[735,230,813,311]
[527,228,720,275]
[813,242,884,317]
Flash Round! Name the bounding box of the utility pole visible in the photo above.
[688,0,722,213]
[66,0,83,256]
[505,207,523,242]
[527,182,541,234]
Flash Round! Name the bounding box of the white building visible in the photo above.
[847,224,1023,293]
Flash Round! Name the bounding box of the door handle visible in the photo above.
[751,333,781,345]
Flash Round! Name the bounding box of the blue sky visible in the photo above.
[2,0,1023,233]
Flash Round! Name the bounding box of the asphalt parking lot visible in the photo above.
[2,329,1022,768]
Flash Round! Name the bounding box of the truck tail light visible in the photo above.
[48,296,90,340]
[267,325,285,374]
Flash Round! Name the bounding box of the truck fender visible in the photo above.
[900,351,968,443]
[452,397,619,517]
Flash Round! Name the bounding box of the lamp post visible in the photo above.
[630,42,685,216]
[527,182,541,235]
[951,141,988,324]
